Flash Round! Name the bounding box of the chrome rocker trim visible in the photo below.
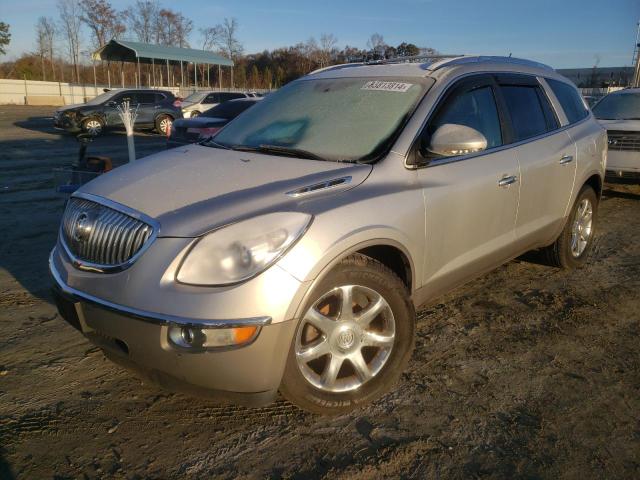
[50,249,272,329]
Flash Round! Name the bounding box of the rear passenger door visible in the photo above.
[416,75,521,296]
[495,74,577,245]
[135,92,158,125]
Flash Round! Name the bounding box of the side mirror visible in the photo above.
[427,123,488,157]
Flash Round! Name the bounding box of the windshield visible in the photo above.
[183,92,208,104]
[592,93,640,120]
[85,90,118,106]
[212,77,432,162]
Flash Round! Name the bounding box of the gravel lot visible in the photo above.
[1,105,639,479]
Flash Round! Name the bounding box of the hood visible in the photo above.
[55,103,85,113]
[597,119,640,131]
[78,145,372,237]
[173,117,227,128]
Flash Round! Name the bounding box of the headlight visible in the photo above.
[176,212,312,286]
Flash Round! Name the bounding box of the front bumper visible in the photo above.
[53,113,80,132]
[50,249,298,405]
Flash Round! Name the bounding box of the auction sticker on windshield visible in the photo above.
[361,81,414,92]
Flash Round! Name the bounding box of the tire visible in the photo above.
[542,185,598,269]
[155,114,173,136]
[81,117,104,136]
[280,254,415,415]
[190,110,201,118]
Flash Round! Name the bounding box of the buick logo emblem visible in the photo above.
[73,211,97,243]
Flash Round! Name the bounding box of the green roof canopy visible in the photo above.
[93,39,234,67]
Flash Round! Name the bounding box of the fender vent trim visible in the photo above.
[286,176,352,197]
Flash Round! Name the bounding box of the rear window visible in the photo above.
[219,92,246,102]
[547,79,589,124]
[501,86,550,142]
[203,100,256,119]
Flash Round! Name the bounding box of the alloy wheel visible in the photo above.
[295,285,395,393]
[84,119,102,136]
[570,198,593,257]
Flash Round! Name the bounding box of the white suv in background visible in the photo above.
[181,91,252,118]
[592,88,640,182]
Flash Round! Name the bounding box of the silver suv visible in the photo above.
[50,56,607,414]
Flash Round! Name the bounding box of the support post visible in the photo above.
[107,63,111,88]
[92,60,97,92]
[218,64,221,90]
[152,58,156,87]
[121,61,124,88]
[166,59,170,87]
[195,62,198,88]
[207,65,210,88]
[137,57,141,88]
[180,61,184,89]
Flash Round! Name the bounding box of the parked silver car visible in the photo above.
[50,56,606,414]
[592,88,640,182]
[181,91,252,118]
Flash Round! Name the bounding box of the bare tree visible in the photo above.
[157,9,192,47]
[319,33,337,67]
[124,0,159,43]
[367,32,386,58]
[200,25,222,51]
[79,0,125,48]
[215,18,243,59]
[38,17,57,80]
[35,18,49,80]
[57,0,83,83]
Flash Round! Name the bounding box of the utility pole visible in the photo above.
[633,21,640,87]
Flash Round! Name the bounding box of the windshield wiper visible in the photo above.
[229,144,325,161]
[201,138,231,149]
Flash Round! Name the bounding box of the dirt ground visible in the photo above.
[0,105,639,479]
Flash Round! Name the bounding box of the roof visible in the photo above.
[93,39,234,67]
[309,55,555,80]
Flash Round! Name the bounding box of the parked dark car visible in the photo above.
[53,89,183,136]
[167,97,261,148]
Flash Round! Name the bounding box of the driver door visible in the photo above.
[416,75,521,298]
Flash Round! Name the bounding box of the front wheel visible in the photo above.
[81,117,104,136]
[280,254,415,415]
[543,185,598,269]
[155,114,173,136]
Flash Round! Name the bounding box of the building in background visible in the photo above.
[557,66,634,88]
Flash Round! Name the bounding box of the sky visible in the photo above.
[1,0,639,68]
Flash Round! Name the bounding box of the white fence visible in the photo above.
[0,78,271,105]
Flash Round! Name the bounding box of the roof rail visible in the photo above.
[308,54,465,76]
[428,56,554,72]
[366,53,465,65]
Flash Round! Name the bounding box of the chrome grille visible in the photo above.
[607,130,640,152]
[61,197,153,268]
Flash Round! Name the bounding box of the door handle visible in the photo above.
[498,175,518,187]
[559,154,574,165]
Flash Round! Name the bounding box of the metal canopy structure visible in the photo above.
[93,39,233,67]
[92,39,234,89]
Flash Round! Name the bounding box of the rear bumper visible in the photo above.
[50,261,297,406]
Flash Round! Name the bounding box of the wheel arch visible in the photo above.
[286,238,416,322]
[583,172,603,199]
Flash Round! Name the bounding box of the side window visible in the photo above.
[546,78,589,124]
[154,93,166,103]
[137,93,156,104]
[204,93,219,104]
[427,85,503,152]
[500,86,550,141]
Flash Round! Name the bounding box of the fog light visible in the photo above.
[168,325,259,350]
